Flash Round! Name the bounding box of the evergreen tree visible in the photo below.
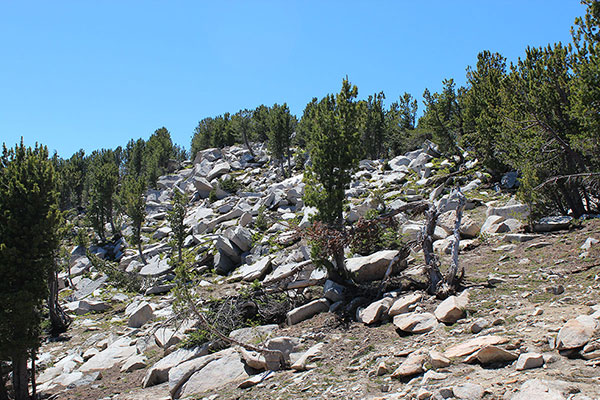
[304,78,362,225]
[462,51,508,174]
[168,190,187,263]
[231,109,255,157]
[0,141,61,400]
[268,103,295,178]
[571,0,600,170]
[191,117,216,158]
[385,92,421,156]
[360,91,386,159]
[87,149,119,241]
[420,79,466,161]
[501,43,590,217]
[121,175,147,264]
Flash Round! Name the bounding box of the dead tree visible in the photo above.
[421,188,466,298]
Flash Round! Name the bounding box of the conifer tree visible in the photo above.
[304,78,362,225]
[268,103,295,178]
[121,175,147,264]
[0,141,61,400]
[168,190,187,263]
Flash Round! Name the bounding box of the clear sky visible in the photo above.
[0,1,586,158]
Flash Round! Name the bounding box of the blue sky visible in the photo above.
[0,1,586,158]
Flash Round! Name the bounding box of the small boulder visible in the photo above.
[556,315,599,350]
[125,301,154,328]
[515,352,544,370]
[345,250,402,282]
[388,292,422,316]
[286,299,330,325]
[464,345,517,365]
[391,351,430,379]
[434,292,468,324]
[393,312,438,334]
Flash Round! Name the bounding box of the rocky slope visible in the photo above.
[35,142,600,400]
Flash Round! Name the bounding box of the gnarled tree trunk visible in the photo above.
[48,269,71,336]
[11,353,28,400]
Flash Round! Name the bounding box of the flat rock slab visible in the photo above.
[393,312,438,334]
[444,335,508,358]
[177,348,249,398]
[143,346,208,388]
[510,379,582,400]
[79,337,136,372]
[286,299,329,325]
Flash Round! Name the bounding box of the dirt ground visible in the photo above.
[41,219,600,400]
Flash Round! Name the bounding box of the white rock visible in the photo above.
[286,299,330,325]
[345,250,402,282]
[515,352,544,370]
[434,292,468,324]
[393,312,438,334]
[125,301,154,328]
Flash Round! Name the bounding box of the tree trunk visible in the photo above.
[558,181,585,218]
[138,241,147,265]
[48,269,70,336]
[287,148,292,177]
[30,351,36,400]
[422,205,442,294]
[242,130,255,158]
[279,160,287,179]
[438,190,466,298]
[0,363,9,400]
[11,353,28,400]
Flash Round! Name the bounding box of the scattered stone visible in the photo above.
[357,298,393,325]
[464,345,517,364]
[388,292,422,316]
[393,312,438,334]
[444,336,509,358]
[177,348,249,398]
[286,299,330,325]
[504,234,540,243]
[453,383,485,400]
[533,216,573,232]
[511,379,581,399]
[581,237,599,250]
[391,351,430,379]
[516,352,544,370]
[323,280,346,303]
[79,337,137,372]
[434,292,468,324]
[143,346,209,388]
[291,342,325,371]
[345,250,403,282]
[120,354,147,373]
[429,350,450,368]
[470,318,490,334]
[125,301,154,328]
[556,315,599,350]
[487,203,529,220]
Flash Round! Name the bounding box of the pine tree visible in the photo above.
[0,141,61,400]
[268,103,295,178]
[168,190,187,263]
[462,50,508,174]
[304,78,362,225]
[360,91,386,159]
[121,175,147,264]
